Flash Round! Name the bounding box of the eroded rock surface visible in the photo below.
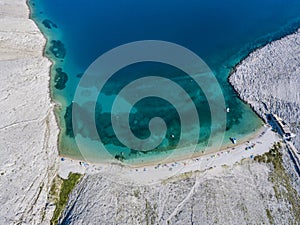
[0,0,59,224]
[60,161,299,225]
[230,30,300,150]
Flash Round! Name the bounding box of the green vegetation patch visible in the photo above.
[255,142,300,222]
[145,199,158,225]
[254,142,282,165]
[266,209,274,224]
[162,170,198,185]
[50,173,82,225]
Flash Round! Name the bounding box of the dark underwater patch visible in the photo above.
[64,103,74,138]
[76,73,84,78]
[54,68,68,90]
[49,40,66,59]
[42,19,58,29]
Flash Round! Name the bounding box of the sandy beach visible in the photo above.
[58,125,280,185]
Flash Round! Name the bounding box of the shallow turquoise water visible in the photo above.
[29,0,300,164]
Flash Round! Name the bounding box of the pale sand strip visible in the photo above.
[59,125,280,184]
[0,0,59,224]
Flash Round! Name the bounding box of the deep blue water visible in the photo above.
[30,0,300,164]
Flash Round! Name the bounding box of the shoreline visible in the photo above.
[26,0,63,153]
[58,124,280,184]
[28,0,299,170]
[229,28,300,151]
[59,124,264,168]
[228,27,300,123]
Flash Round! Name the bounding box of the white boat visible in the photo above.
[230,137,237,144]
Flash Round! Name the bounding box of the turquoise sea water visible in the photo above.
[29,0,300,164]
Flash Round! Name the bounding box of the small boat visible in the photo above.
[230,137,237,144]
[226,107,230,113]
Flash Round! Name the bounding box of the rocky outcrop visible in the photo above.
[0,0,59,224]
[230,30,300,195]
[229,29,300,150]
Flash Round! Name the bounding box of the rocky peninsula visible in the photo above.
[229,29,300,151]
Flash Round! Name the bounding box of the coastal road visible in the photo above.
[285,141,300,176]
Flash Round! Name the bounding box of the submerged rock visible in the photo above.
[42,19,58,29]
[49,40,66,59]
[64,103,74,138]
[76,72,84,78]
[54,68,68,90]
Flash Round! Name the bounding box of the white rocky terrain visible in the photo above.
[60,158,299,225]
[0,0,59,224]
[230,29,300,150]
[230,30,300,194]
